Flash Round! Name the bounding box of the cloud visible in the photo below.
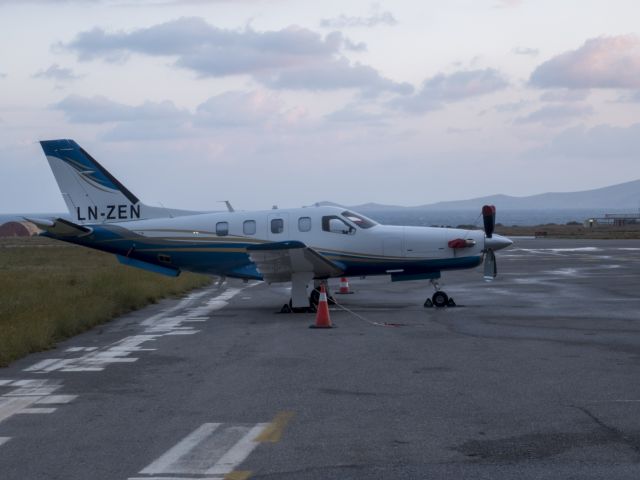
[258,57,412,95]
[515,104,593,126]
[52,90,301,140]
[539,89,588,102]
[494,0,523,8]
[32,64,80,82]
[61,17,402,95]
[513,46,539,56]
[530,35,640,89]
[324,104,388,126]
[615,90,640,103]
[494,100,528,112]
[0,0,246,4]
[195,90,284,127]
[534,123,640,159]
[53,95,189,123]
[391,68,509,113]
[320,9,397,28]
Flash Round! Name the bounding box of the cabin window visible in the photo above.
[216,221,229,236]
[342,210,377,229]
[298,216,312,232]
[243,220,256,235]
[158,254,171,264]
[271,218,284,234]
[322,216,355,235]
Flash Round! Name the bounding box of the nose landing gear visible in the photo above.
[424,280,456,308]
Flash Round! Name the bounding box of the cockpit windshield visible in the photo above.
[341,210,378,229]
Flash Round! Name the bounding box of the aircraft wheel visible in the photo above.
[432,291,449,308]
[288,299,313,313]
[309,289,320,306]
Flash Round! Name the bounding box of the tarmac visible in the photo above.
[1,237,640,479]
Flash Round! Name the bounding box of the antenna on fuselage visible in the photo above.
[158,202,173,218]
[218,201,235,212]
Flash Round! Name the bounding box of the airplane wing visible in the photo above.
[24,217,91,237]
[246,241,344,283]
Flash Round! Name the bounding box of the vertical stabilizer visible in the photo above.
[40,139,180,224]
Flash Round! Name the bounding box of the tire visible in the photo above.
[309,289,320,306]
[432,291,449,308]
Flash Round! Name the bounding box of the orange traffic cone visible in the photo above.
[337,277,353,294]
[310,284,333,329]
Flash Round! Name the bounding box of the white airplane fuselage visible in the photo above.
[61,205,507,280]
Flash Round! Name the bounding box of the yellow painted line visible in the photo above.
[255,411,295,443]
[224,471,252,480]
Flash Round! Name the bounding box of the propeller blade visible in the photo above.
[483,249,497,281]
[482,205,496,238]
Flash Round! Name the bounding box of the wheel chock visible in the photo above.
[280,304,292,313]
[447,298,456,307]
[424,299,434,308]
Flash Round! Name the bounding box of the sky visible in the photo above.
[1,0,640,212]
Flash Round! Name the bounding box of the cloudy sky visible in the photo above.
[1,0,639,212]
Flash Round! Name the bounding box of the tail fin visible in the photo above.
[41,139,186,224]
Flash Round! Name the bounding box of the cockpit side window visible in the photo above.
[322,215,355,235]
[341,211,377,229]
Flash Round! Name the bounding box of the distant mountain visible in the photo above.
[346,179,640,211]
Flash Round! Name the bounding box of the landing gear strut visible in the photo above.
[282,279,335,314]
[424,279,455,308]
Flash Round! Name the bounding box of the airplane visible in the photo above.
[29,139,513,311]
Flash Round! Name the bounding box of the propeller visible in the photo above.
[482,205,496,238]
[482,205,497,281]
[483,248,497,281]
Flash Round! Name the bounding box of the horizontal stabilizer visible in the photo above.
[25,217,91,237]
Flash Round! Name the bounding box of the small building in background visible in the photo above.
[585,214,640,227]
[0,221,40,237]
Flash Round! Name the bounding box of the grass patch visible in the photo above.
[0,236,211,367]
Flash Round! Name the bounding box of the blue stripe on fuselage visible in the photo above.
[43,225,482,280]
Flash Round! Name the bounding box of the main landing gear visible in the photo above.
[281,282,336,314]
[424,280,456,308]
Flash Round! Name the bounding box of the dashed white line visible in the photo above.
[135,421,267,478]
[205,423,268,475]
[21,407,57,414]
[0,379,74,426]
[140,423,221,475]
[0,397,38,423]
[129,477,223,480]
[35,395,77,405]
[26,287,247,374]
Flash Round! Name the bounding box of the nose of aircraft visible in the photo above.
[485,234,513,251]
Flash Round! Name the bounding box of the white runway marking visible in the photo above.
[206,424,267,475]
[21,407,57,414]
[134,421,267,479]
[0,437,10,447]
[26,287,246,374]
[0,379,74,427]
[140,423,221,474]
[129,477,224,480]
